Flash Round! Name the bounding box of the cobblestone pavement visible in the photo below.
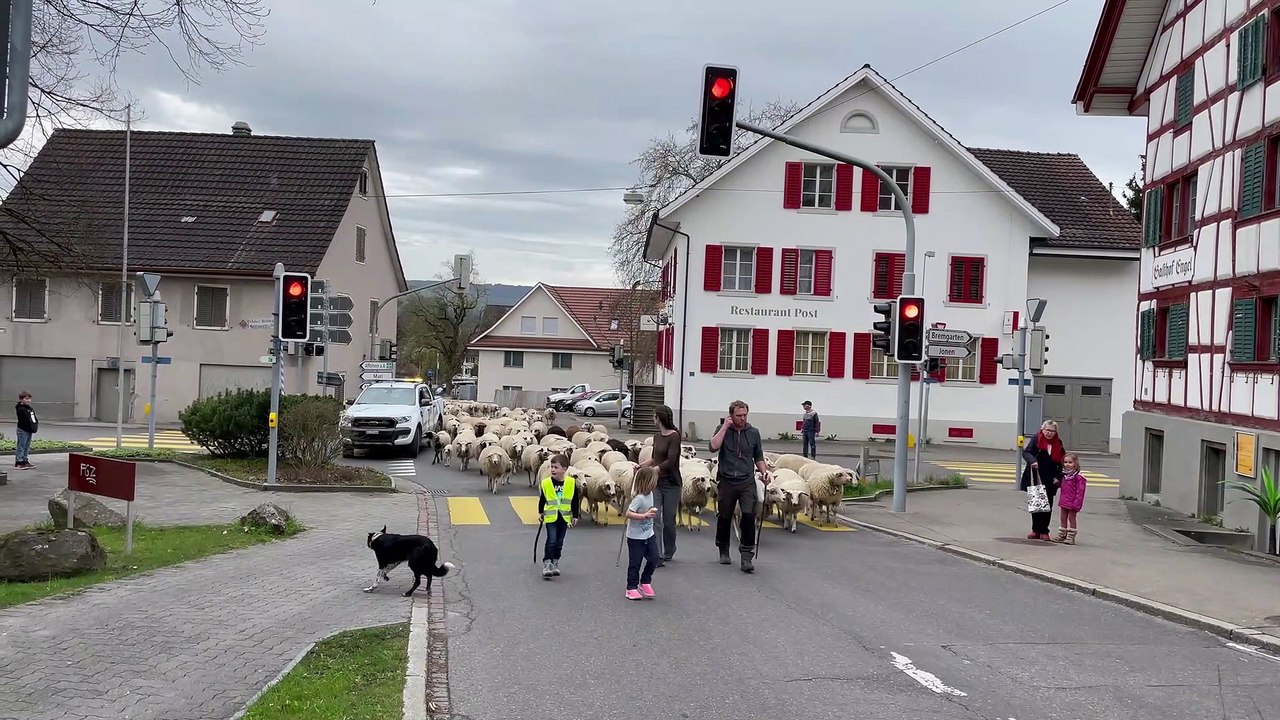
[0,456,421,720]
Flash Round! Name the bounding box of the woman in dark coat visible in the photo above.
[1020,420,1065,541]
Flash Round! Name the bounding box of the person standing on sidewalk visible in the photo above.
[800,401,820,460]
[710,400,772,573]
[14,391,38,470]
[636,404,681,564]
[1020,420,1064,541]
[1052,452,1088,545]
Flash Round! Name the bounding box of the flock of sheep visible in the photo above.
[423,402,862,533]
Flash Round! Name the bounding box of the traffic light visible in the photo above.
[872,301,896,356]
[697,64,739,157]
[894,295,925,363]
[1028,327,1048,372]
[926,358,942,374]
[278,273,311,342]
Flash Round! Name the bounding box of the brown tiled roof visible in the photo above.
[543,285,656,348]
[967,148,1142,250]
[470,336,600,352]
[0,127,375,274]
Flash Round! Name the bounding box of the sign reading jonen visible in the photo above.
[1151,248,1194,288]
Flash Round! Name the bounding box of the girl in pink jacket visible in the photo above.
[1053,452,1087,545]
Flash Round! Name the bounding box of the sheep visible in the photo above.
[799,463,856,526]
[600,450,629,470]
[623,439,643,460]
[607,462,637,516]
[638,445,654,464]
[605,438,629,456]
[773,469,811,533]
[584,440,612,461]
[580,421,597,433]
[539,434,563,448]
[677,469,716,531]
[452,432,477,471]
[680,443,698,459]
[522,445,552,487]
[544,408,557,423]
[579,468,618,525]
[572,431,593,448]
[589,430,610,444]
[643,436,654,447]
[773,453,816,474]
[499,434,527,464]
[479,445,513,494]
[564,424,583,438]
[546,424,566,438]
[530,421,548,440]
[428,430,452,467]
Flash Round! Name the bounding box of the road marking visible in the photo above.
[889,651,967,696]
[383,460,417,478]
[1226,641,1280,662]
[446,497,490,525]
[794,516,854,532]
[932,461,1120,487]
[83,430,204,451]
[509,497,541,525]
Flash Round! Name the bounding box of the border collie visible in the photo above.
[364,525,456,597]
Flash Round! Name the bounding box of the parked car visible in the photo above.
[339,381,444,458]
[550,385,597,412]
[575,390,631,418]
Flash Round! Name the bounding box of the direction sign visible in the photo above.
[321,328,353,345]
[310,309,354,329]
[361,370,393,382]
[311,278,329,295]
[925,328,973,346]
[328,295,355,312]
[361,360,395,371]
[927,344,973,359]
[316,371,344,387]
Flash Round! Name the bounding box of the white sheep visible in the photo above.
[680,443,697,459]
[452,432,477,471]
[479,445,513,494]
[799,463,856,526]
[499,434,527,464]
[530,421,548,440]
[638,445,654,464]
[522,445,552,487]
[607,463,637,516]
[643,436,654,447]
[584,440,611,461]
[677,460,716,530]
[600,450,629,470]
[588,430,610,444]
[579,469,618,525]
[773,470,811,533]
[772,453,815,474]
[572,431,593,448]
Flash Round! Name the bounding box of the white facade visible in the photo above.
[647,66,1140,451]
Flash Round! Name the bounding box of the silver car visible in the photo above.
[575,390,631,418]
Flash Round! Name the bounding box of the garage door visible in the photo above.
[0,355,76,419]
[1035,376,1112,452]
[199,364,272,399]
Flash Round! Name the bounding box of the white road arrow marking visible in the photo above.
[890,651,968,697]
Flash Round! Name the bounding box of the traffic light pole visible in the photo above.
[736,121,918,512]
[1015,321,1028,489]
[0,0,33,150]
[368,279,458,361]
[267,264,284,486]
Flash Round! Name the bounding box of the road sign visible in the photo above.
[311,278,329,295]
[316,371,344,387]
[140,355,172,365]
[426,370,434,379]
[259,355,275,364]
[362,360,395,371]
[361,370,393,382]
[925,328,973,346]
[315,328,353,345]
[311,309,354,329]
[135,272,161,298]
[68,453,137,502]
[927,344,973,359]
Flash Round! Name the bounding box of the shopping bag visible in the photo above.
[1025,466,1051,513]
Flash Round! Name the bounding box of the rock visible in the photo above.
[240,503,293,534]
[0,528,108,582]
[48,488,127,529]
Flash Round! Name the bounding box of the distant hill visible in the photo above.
[406,281,532,309]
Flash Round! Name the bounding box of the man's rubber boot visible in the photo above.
[740,546,755,573]
[718,546,731,565]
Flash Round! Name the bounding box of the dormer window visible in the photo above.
[257,210,278,224]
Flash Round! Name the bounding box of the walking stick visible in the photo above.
[615,522,627,568]
[533,520,543,564]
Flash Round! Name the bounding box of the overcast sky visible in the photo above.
[57,0,1146,286]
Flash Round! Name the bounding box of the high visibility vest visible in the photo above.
[541,476,576,523]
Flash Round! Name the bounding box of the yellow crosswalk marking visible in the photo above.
[509,497,541,525]
[795,516,854,532]
[82,430,203,452]
[447,497,490,525]
[933,461,1120,486]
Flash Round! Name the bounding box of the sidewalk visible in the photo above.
[838,483,1280,652]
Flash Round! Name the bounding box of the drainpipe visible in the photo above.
[653,220,692,437]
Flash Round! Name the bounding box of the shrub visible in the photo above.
[179,389,270,458]
[279,394,344,471]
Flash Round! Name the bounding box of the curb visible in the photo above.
[836,513,1280,656]
[0,446,93,457]
[170,459,397,494]
[407,489,452,719]
[841,483,967,504]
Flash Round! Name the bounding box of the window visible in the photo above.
[520,316,536,334]
[1238,13,1266,90]
[359,168,370,197]
[878,166,913,211]
[368,299,379,328]
[1228,296,1278,362]
[504,351,524,367]
[1174,68,1194,128]
[948,256,986,304]
[98,280,134,324]
[552,352,572,370]
[718,327,750,373]
[870,348,899,379]
[1170,174,1197,240]
[194,285,229,329]
[793,331,827,376]
[1140,302,1191,361]
[944,340,980,382]
[1146,170,1200,244]
[11,277,47,321]
[797,249,815,295]
[542,317,558,335]
[721,246,755,292]
[355,225,367,263]
[801,163,835,209]
[502,385,523,392]
[871,252,905,300]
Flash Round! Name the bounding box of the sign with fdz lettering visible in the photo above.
[1151,247,1194,288]
[67,453,137,501]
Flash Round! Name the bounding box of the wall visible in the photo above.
[475,349,617,402]
[483,288,591,342]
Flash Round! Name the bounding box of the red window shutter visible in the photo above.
[783,162,803,209]
[780,248,799,295]
[665,328,674,369]
[656,327,665,369]
[835,164,854,211]
[672,254,678,297]
[861,167,880,212]
[873,252,906,299]
[776,330,795,376]
[813,249,834,297]
[979,336,1000,384]
[751,328,770,375]
[852,332,872,379]
[891,254,906,297]
[827,331,847,378]
[948,256,985,304]
[911,166,931,214]
[910,366,921,381]
[704,245,723,292]
[754,246,774,294]
[701,326,719,374]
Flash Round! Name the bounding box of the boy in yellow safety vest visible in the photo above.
[537,453,581,578]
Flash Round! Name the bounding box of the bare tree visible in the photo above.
[610,100,801,287]
[399,252,488,386]
[597,286,660,385]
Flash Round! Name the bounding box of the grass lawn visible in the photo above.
[240,622,409,720]
[180,454,394,488]
[0,438,92,454]
[844,473,969,498]
[0,520,303,608]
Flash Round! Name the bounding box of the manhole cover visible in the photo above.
[424,488,450,495]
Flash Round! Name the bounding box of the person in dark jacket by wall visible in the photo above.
[800,401,820,459]
[14,391,38,470]
[709,400,772,573]
[1020,420,1064,541]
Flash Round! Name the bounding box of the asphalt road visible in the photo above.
[336,450,1280,720]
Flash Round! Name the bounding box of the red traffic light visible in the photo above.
[901,301,920,319]
[710,76,734,99]
[286,281,305,297]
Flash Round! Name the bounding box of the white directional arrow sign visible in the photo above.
[361,370,393,382]
[927,344,973,359]
[925,328,973,346]
[361,361,395,371]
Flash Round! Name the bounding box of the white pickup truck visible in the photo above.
[340,380,444,458]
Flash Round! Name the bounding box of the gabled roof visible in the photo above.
[649,65,1060,250]
[0,126,382,276]
[967,148,1141,249]
[471,283,654,351]
[1072,0,1168,116]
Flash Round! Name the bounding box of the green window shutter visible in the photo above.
[1256,15,1269,82]
[1175,69,1194,127]
[1272,301,1280,360]
[1143,186,1164,247]
[1239,15,1267,88]
[1166,303,1189,359]
[1233,298,1258,361]
[1139,308,1156,360]
[1241,141,1267,218]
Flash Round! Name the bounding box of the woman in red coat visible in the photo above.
[1020,420,1064,541]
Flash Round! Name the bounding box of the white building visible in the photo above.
[644,65,1142,451]
[1073,0,1280,545]
[469,283,652,403]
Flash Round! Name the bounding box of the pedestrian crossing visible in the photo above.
[930,461,1121,488]
[442,495,854,532]
[381,460,418,479]
[81,430,204,452]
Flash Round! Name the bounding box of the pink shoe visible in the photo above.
[625,589,643,600]
[639,583,655,598]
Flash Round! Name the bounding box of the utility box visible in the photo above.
[1022,393,1044,436]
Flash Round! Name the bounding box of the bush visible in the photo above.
[279,394,344,471]
[179,389,270,458]
[93,448,177,461]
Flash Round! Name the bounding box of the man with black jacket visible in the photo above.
[709,400,772,573]
[14,391,38,469]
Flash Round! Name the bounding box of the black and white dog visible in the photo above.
[364,525,456,597]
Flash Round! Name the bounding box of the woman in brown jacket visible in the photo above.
[637,404,682,564]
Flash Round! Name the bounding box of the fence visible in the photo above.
[454,384,478,401]
[492,389,552,408]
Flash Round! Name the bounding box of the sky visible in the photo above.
[12,0,1147,287]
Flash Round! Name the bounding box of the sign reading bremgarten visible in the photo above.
[729,305,819,319]
[1151,248,1194,288]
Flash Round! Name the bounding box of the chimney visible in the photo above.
[231,121,252,137]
